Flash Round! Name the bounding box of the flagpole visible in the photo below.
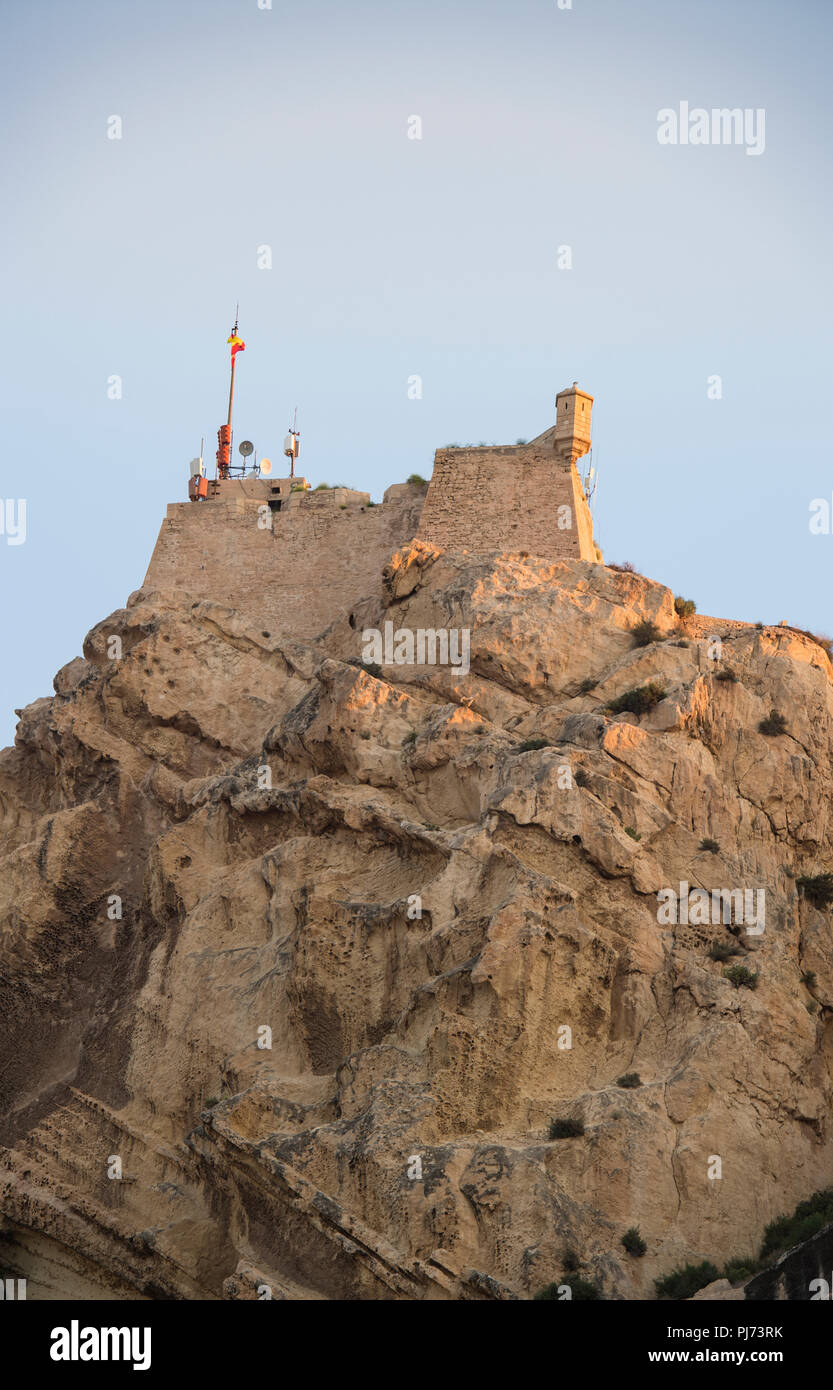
[217,305,240,481]
[227,304,239,432]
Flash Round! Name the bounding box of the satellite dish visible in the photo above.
[239,440,254,458]
[259,458,272,475]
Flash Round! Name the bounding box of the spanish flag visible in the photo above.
[227,333,245,358]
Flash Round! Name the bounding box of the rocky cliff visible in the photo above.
[2,544,833,1300]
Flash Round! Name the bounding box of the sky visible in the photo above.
[1,0,831,748]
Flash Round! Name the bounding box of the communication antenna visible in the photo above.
[283,407,300,479]
[187,436,208,502]
[188,437,205,477]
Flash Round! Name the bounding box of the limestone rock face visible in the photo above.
[2,548,833,1300]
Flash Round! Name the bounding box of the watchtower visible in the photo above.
[554,382,594,467]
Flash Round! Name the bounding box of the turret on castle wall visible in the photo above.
[554,382,593,466]
[415,384,599,563]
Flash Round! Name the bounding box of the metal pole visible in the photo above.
[227,351,236,431]
[226,306,239,463]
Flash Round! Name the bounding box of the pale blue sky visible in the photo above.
[1,0,831,747]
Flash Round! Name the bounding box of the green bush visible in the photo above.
[760,1188,833,1260]
[574,768,589,788]
[624,826,641,841]
[723,1256,758,1285]
[616,1072,642,1089]
[536,1273,603,1295]
[578,677,596,694]
[534,1277,601,1301]
[313,482,331,490]
[724,964,759,990]
[515,737,551,752]
[796,873,833,910]
[632,619,662,647]
[715,668,738,682]
[549,1117,585,1139]
[406,473,429,487]
[622,1228,647,1257]
[654,1261,720,1300]
[801,969,817,988]
[758,709,787,736]
[402,731,417,745]
[204,1097,219,1109]
[515,438,528,445]
[563,1276,601,1301]
[699,837,720,853]
[708,941,741,962]
[607,682,667,717]
[674,596,697,618]
[562,1248,580,1273]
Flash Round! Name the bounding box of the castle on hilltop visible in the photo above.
[141,383,600,639]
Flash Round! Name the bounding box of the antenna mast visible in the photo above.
[284,406,300,479]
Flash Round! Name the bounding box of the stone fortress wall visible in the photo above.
[141,384,599,640]
[142,480,425,640]
[415,443,595,561]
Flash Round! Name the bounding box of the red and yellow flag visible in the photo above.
[227,333,245,358]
